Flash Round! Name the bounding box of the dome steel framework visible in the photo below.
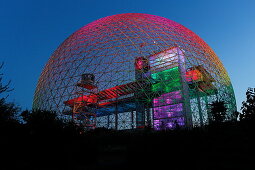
[33,13,236,130]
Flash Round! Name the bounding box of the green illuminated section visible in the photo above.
[151,67,181,93]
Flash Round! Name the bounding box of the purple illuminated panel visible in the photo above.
[154,117,185,130]
[153,103,183,119]
[153,91,182,107]
[152,90,184,130]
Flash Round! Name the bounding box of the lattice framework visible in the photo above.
[33,13,236,129]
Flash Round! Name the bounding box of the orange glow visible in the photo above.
[186,69,203,82]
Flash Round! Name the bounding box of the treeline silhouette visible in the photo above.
[1,66,255,169]
[0,92,255,170]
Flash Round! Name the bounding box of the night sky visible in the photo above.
[1,0,255,111]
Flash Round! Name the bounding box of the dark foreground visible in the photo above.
[1,122,255,170]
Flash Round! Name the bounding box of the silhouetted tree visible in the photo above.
[240,87,255,121]
[0,62,13,98]
[232,110,241,122]
[21,109,85,136]
[21,109,64,135]
[0,99,20,123]
[62,119,84,136]
[21,109,59,123]
[0,62,20,124]
[209,100,227,123]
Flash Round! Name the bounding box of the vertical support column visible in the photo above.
[131,111,134,129]
[177,48,193,128]
[107,114,110,128]
[205,95,212,124]
[196,89,204,126]
[146,108,151,127]
[135,102,145,128]
[115,101,118,130]
[151,107,154,129]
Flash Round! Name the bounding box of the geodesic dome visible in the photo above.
[33,13,236,130]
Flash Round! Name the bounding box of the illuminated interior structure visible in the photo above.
[33,13,236,130]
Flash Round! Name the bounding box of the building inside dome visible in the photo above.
[33,13,236,130]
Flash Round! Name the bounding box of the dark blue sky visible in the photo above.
[1,0,255,111]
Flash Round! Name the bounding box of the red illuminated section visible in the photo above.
[186,65,214,82]
[64,80,149,107]
[77,83,97,90]
[186,69,203,82]
[186,65,216,93]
